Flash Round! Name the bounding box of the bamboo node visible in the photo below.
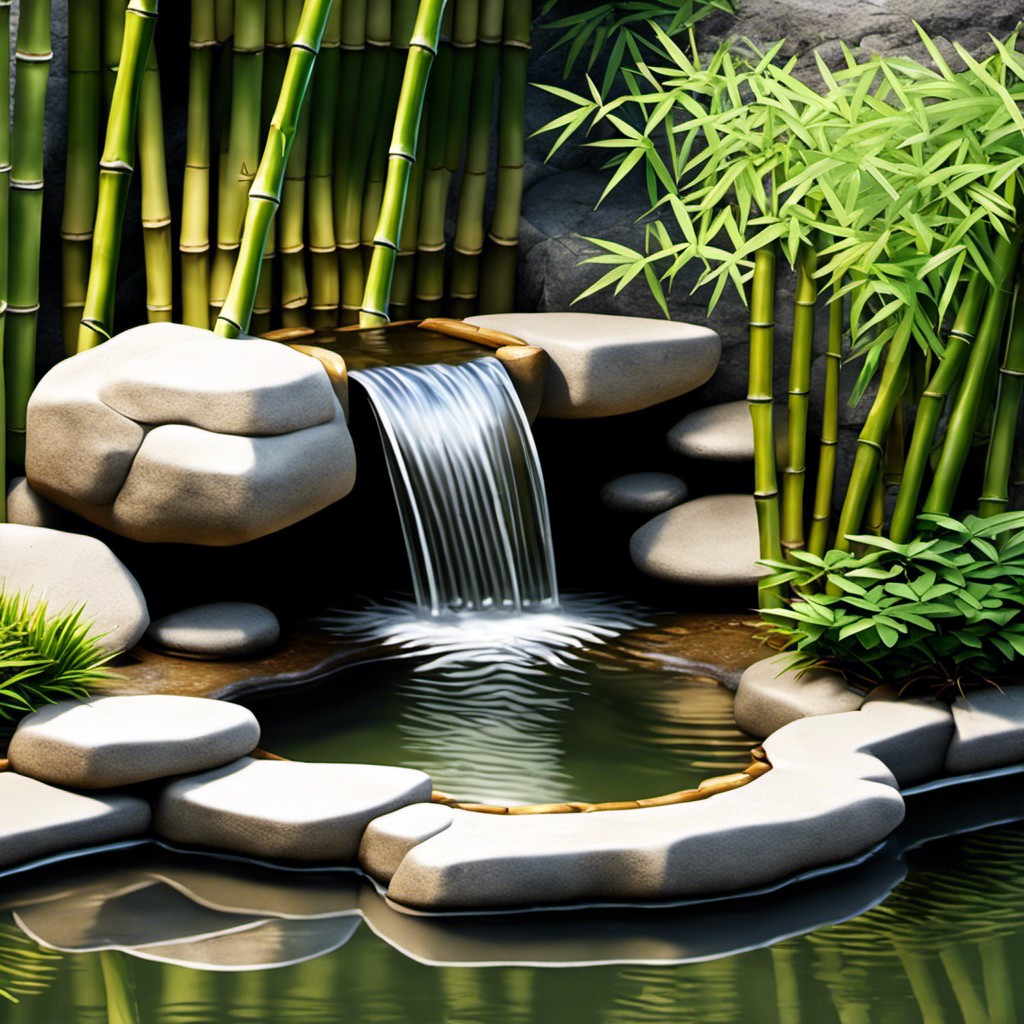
[504,40,532,51]
[15,50,54,63]
[142,216,173,229]
[80,320,111,341]
[857,438,884,454]
[189,39,220,50]
[250,191,281,206]
[746,395,774,404]
[60,231,94,242]
[410,37,439,57]
[748,320,775,328]
[373,238,400,251]
[308,244,337,254]
[999,367,1024,377]
[10,178,43,192]
[99,160,135,174]
[180,243,211,254]
[8,304,41,315]
[754,489,780,499]
[486,233,520,247]
[293,42,319,55]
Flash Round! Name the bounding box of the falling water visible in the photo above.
[353,357,559,616]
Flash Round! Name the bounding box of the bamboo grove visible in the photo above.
[0,0,544,482]
[540,27,1024,609]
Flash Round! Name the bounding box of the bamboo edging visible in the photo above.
[431,747,772,815]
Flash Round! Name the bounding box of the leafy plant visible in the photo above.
[758,512,1024,694]
[0,591,115,721]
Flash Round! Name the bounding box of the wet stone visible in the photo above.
[146,602,281,660]
[0,772,150,869]
[600,472,689,514]
[154,757,433,864]
[667,400,788,463]
[8,695,261,789]
[946,687,1024,775]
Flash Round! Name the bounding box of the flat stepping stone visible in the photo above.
[366,701,952,912]
[600,472,689,513]
[146,602,280,660]
[0,523,148,654]
[734,654,865,739]
[668,400,789,462]
[0,773,150,870]
[8,695,260,789]
[464,312,720,419]
[154,757,433,863]
[629,494,766,586]
[945,688,1024,775]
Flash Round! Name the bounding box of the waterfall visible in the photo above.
[353,357,559,616]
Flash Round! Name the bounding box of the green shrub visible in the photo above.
[0,591,115,721]
[758,511,1024,694]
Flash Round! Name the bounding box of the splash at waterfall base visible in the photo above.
[5,316,1020,918]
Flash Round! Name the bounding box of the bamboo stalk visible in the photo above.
[449,0,503,318]
[808,291,843,556]
[77,0,156,351]
[833,321,911,552]
[61,0,101,355]
[307,0,341,329]
[0,0,10,513]
[412,1,456,316]
[99,951,140,1024]
[277,0,311,328]
[333,0,367,324]
[979,276,1024,516]
[782,243,816,555]
[389,99,430,319]
[336,0,387,323]
[360,0,448,326]
[749,246,783,608]
[138,44,172,322]
[179,0,216,327]
[102,0,127,111]
[890,272,989,540]
[210,0,266,324]
[478,0,529,314]
[215,0,235,44]
[6,0,53,463]
[214,0,335,338]
[924,221,1024,517]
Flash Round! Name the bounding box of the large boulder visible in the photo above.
[25,323,356,545]
[0,523,148,653]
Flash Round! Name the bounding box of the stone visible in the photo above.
[734,654,865,739]
[8,695,261,789]
[667,400,789,463]
[26,322,356,545]
[0,773,150,870]
[153,757,433,863]
[464,312,720,419]
[359,803,455,884]
[146,602,280,660]
[629,494,766,586]
[945,687,1024,775]
[0,523,148,654]
[5,477,80,531]
[600,472,689,514]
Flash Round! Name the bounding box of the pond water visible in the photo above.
[3,601,1024,1021]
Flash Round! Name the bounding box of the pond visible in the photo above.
[3,604,1024,1022]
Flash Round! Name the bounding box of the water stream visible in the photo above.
[352,358,559,616]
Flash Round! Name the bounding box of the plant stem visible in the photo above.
[210,0,266,323]
[214,0,334,338]
[979,275,1024,515]
[77,0,156,352]
[807,291,843,556]
[179,0,216,328]
[360,0,448,327]
[749,246,783,608]
[138,44,172,322]
[6,0,52,463]
[478,0,529,314]
[62,0,101,355]
[99,951,140,1024]
[0,0,10,512]
[890,272,990,540]
[924,220,1024,517]
[449,0,503,318]
[782,243,816,555]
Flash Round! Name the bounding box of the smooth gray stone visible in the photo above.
[9,695,260,789]
[734,655,865,739]
[464,312,720,419]
[360,803,455,885]
[154,757,433,864]
[629,494,766,586]
[146,602,280,660]
[600,473,689,514]
[0,523,148,654]
[946,687,1024,774]
[0,773,150,869]
[667,400,789,463]
[5,477,79,532]
[26,324,356,546]
[379,700,951,912]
